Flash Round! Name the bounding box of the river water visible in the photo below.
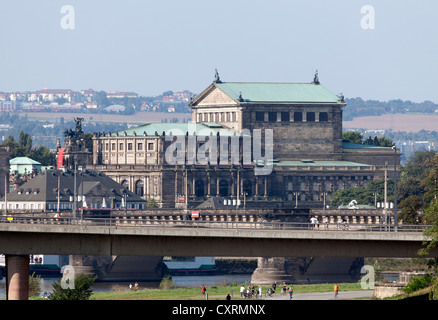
[0,274,251,299]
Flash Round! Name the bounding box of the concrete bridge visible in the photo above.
[0,216,436,300]
[0,217,433,258]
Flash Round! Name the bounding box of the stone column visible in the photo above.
[192,176,195,195]
[216,177,220,196]
[6,255,29,300]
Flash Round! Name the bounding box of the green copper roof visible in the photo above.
[111,122,239,137]
[9,157,41,165]
[342,142,392,149]
[273,160,372,167]
[215,82,341,104]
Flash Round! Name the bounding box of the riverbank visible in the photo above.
[87,282,366,300]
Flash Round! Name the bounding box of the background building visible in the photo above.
[0,168,146,212]
[9,157,42,176]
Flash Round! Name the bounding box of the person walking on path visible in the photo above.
[240,285,245,298]
[288,287,293,300]
[201,284,206,298]
[333,284,339,299]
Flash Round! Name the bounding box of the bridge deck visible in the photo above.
[0,217,435,258]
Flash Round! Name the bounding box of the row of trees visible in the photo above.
[1,131,55,166]
[342,131,394,147]
[0,113,127,150]
[343,97,438,121]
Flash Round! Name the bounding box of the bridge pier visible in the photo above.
[5,255,29,300]
[251,257,294,286]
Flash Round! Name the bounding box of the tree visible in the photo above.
[403,151,437,180]
[342,132,393,147]
[377,136,394,147]
[1,130,56,166]
[29,145,56,166]
[162,90,173,97]
[50,273,97,300]
[147,198,159,208]
[18,131,32,155]
[399,196,422,224]
[421,154,438,204]
[82,132,93,151]
[329,178,394,208]
[397,175,425,205]
[342,131,363,144]
[29,272,42,297]
[95,91,110,108]
[420,200,438,256]
[1,135,19,154]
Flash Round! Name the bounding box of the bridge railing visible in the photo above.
[0,215,431,233]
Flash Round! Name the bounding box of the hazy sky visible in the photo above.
[1,0,437,102]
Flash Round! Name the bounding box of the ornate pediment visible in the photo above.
[191,85,238,108]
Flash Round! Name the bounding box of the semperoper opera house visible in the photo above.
[89,72,400,209]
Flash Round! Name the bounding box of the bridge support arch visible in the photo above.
[5,255,29,300]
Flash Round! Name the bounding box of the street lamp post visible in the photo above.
[384,162,388,230]
[76,138,85,224]
[123,189,128,214]
[373,192,379,208]
[73,161,77,221]
[294,192,299,208]
[393,145,398,231]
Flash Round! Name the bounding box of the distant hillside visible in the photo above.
[344,97,438,121]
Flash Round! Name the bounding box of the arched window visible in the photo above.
[135,180,144,196]
[121,180,129,190]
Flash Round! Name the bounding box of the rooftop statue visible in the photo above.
[313,70,320,85]
[64,117,84,139]
[214,69,222,83]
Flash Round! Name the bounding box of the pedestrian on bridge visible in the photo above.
[310,217,317,230]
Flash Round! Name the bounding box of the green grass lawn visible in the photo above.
[89,282,365,300]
